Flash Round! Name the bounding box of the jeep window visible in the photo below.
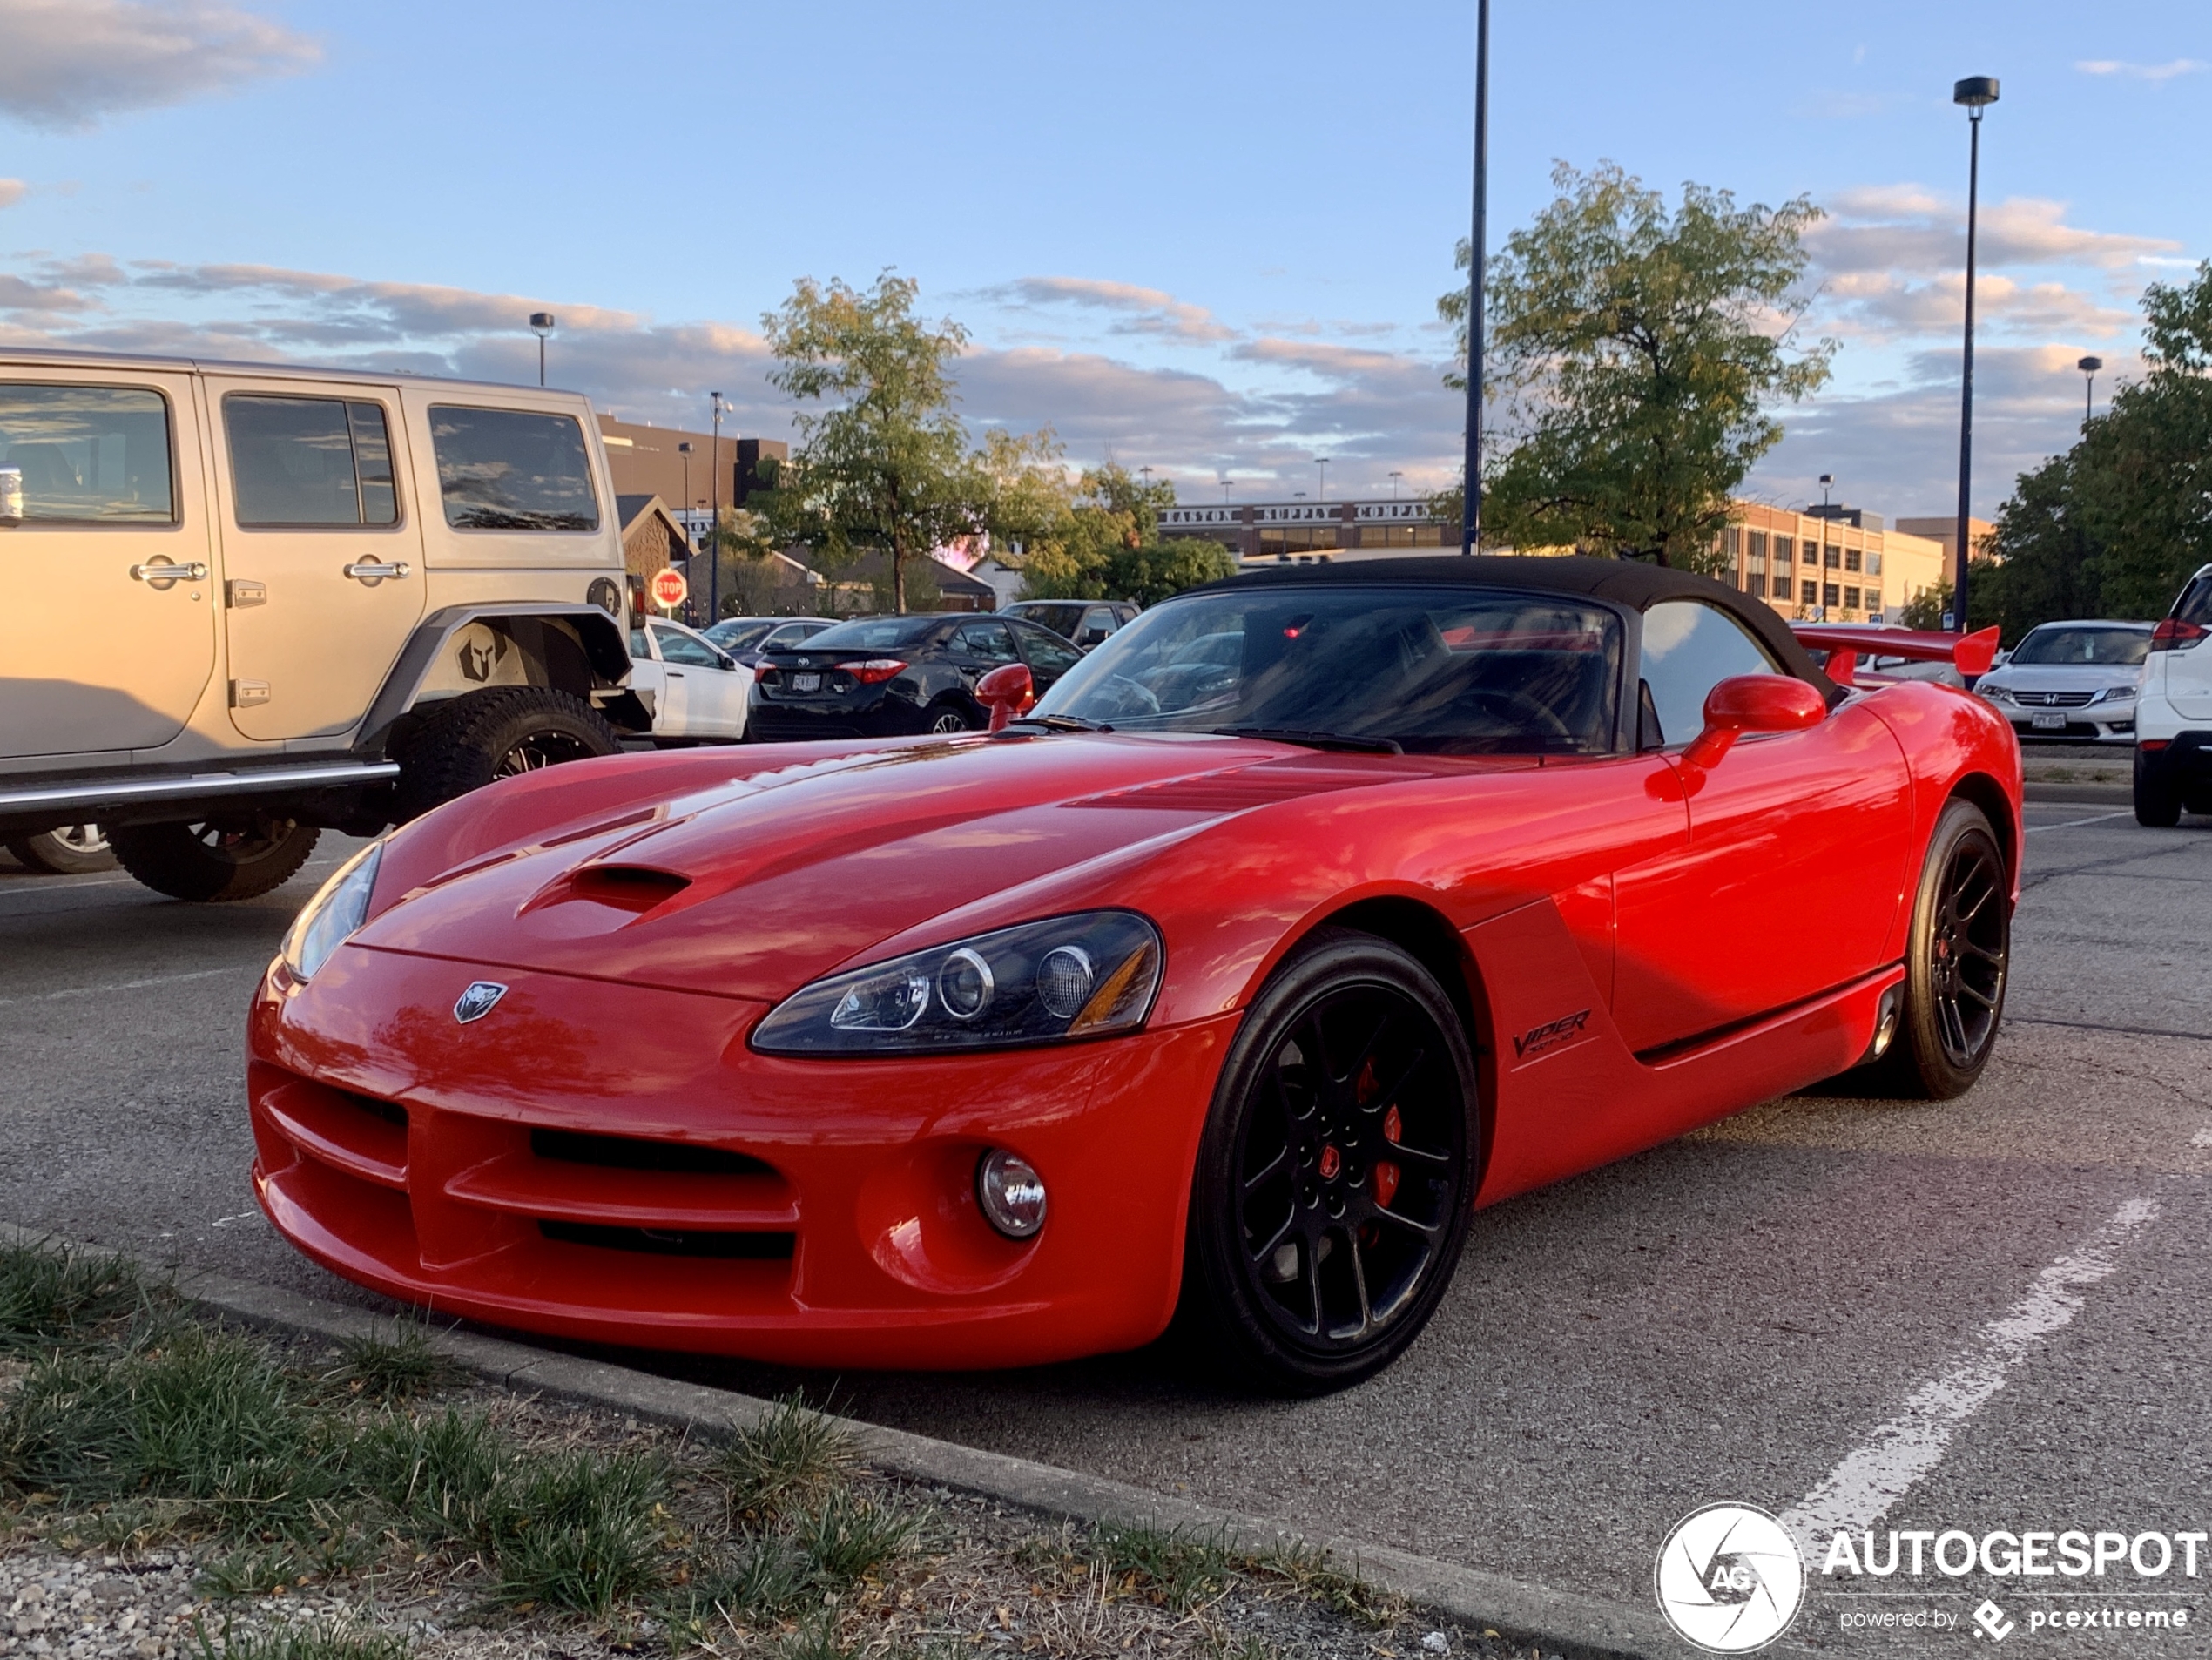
[225,395,399,527]
[429,407,599,531]
[0,384,173,522]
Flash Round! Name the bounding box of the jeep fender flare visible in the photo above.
[357,604,643,756]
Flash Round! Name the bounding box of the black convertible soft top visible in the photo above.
[1198,554,1838,698]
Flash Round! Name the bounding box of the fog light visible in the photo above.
[976,1148,1047,1238]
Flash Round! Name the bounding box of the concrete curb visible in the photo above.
[3,1226,1678,1659]
[2022,780,2130,806]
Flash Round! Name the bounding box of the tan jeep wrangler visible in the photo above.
[0,349,653,901]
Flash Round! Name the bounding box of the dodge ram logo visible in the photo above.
[453,982,509,1023]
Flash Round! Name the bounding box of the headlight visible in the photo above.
[752,911,1163,1056]
[280,840,384,982]
[2096,685,2137,704]
[1980,683,2014,704]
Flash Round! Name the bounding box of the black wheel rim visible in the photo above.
[189,818,295,861]
[1929,833,2007,1067]
[1231,983,1465,1352]
[494,729,598,778]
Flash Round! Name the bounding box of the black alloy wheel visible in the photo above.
[1180,929,1477,1393]
[107,815,320,902]
[392,686,623,821]
[924,703,974,736]
[1869,799,2011,1098]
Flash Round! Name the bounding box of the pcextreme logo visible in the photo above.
[1656,1504,1806,1653]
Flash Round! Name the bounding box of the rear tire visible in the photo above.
[1176,928,1478,1394]
[108,817,320,902]
[5,825,117,874]
[1865,799,2010,1099]
[393,686,622,821]
[921,700,976,736]
[2135,747,2182,827]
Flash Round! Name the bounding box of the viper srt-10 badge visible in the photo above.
[1514,1009,1591,1060]
[452,982,509,1023]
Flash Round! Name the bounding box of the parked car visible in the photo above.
[0,349,649,901]
[249,557,2018,1389]
[626,617,753,742]
[2134,568,2212,822]
[749,612,1082,740]
[702,615,838,667]
[1974,620,2151,745]
[1001,598,1138,650]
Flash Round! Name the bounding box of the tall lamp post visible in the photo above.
[708,392,728,625]
[1314,456,1329,503]
[2077,354,2102,427]
[529,313,556,387]
[1951,75,1999,632]
[678,442,696,624]
[1818,473,1834,513]
[1460,0,1491,556]
[1388,469,1404,500]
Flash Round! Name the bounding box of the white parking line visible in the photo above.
[2024,810,2133,833]
[0,964,260,1008]
[1778,1197,2161,1548]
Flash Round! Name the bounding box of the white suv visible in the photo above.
[0,350,656,900]
[2133,565,2212,825]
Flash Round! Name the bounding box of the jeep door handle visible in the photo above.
[343,561,412,582]
[130,560,209,586]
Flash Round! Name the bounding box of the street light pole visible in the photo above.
[1952,76,1999,633]
[1389,470,1404,501]
[708,393,725,625]
[1314,456,1329,503]
[678,442,695,624]
[1461,0,1490,556]
[2077,354,2102,428]
[529,313,556,388]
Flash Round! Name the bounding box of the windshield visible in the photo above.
[2009,625,2151,667]
[798,616,945,651]
[705,620,777,652]
[1033,585,1623,754]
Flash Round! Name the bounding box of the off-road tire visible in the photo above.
[2136,746,2184,827]
[5,825,117,874]
[392,686,622,822]
[108,818,321,902]
[1175,928,1480,1394]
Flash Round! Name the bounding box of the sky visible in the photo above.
[0,0,2204,522]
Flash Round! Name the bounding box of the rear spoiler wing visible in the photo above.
[1790,624,2000,687]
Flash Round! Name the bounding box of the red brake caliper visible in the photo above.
[1373,1104,1403,1209]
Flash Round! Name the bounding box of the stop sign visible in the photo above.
[649,567,688,611]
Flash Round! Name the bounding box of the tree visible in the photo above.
[1437,161,1834,570]
[1979,260,2212,641]
[755,273,988,611]
[979,448,1229,602]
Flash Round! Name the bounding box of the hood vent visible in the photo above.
[561,865,691,914]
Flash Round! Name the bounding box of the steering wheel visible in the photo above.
[1456,687,1576,745]
[1089,673,1163,717]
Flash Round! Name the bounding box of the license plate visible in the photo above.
[2032,711,2067,730]
[791,672,821,692]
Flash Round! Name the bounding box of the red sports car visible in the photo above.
[249,558,2020,1391]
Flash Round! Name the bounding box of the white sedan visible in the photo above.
[1973,619,2151,745]
[627,617,755,742]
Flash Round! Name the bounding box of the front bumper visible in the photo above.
[248,945,1236,1368]
[1986,701,2134,743]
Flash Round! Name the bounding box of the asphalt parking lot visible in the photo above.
[4,793,2209,1651]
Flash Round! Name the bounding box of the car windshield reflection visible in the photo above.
[1033,586,1622,755]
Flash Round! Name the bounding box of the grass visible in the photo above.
[0,1238,144,1350]
[718,1393,859,1525]
[187,1613,414,1660]
[1096,1522,1238,1612]
[327,1320,459,1402]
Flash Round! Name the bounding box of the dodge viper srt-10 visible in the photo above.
[249,557,2020,1391]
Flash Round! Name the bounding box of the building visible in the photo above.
[615,494,692,615]
[1163,496,1947,625]
[596,416,787,554]
[1893,516,1997,570]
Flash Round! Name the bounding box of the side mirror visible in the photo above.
[1683,675,1825,769]
[976,662,1036,732]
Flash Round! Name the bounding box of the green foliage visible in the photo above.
[789,1484,917,1586]
[1977,260,2212,641]
[486,1448,668,1616]
[991,445,1223,603]
[1095,1522,1234,1612]
[752,273,990,611]
[718,1395,858,1527]
[327,1320,457,1403]
[187,1613,413,1660]
[0,1240,140,1350]
[1440,161,1834,570]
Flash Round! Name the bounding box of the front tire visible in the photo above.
[393,687,622,822]
[108,817,320,902]
[5,825,117,874]
[1177,929,1478,1394]
[1871,799,2010,1099]
[2136,746,2182,827]
[921,700,977,736]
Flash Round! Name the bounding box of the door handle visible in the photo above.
[343,561,412,583]
[130,560,209,587]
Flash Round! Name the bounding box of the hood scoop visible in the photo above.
[530,865,692,919]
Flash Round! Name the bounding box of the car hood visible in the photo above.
[353,734,1486,1002]
[1982,664,2141,692]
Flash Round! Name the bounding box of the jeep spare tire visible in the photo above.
[109,817,321,902]
[394,686,622,822]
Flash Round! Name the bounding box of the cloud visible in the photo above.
[1809,187,2180,277]
[1818,269,2136,346]
[0,179,24,209]
[2076,58,2204,83]
[0,0,320,132]
[981,276,1235,343]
